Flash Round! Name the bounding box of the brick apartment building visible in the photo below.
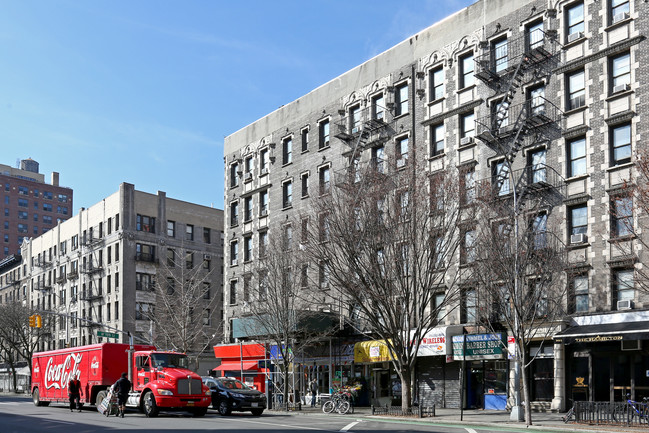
[223,0,648,412]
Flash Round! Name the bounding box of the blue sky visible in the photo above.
[0,0,475,211]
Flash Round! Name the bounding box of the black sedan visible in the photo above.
[202,376,266,416]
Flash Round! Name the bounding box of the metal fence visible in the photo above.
[371,404,436,418]
[574,401,649,426]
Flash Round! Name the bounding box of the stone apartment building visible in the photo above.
[224,0,646,411]
[1,158,73,257]
[0,183,224,362]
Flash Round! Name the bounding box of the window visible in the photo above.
[610,52,631,92]
[185,251,194,269]
[259,190,269,216]
[18,198,28,208]
[373,146,385,174]
[282,180,293,208]
[167,248,175,267]
[136,214,155,233]
[532,213,548,249]
[203,282,211,299]
[493,38,508,72]
[282,137,292,165]
[459,52,474,88]
[568,136,587,177]
[230,162,239,188]
[244,197,252,222]
[230,201,239,226]
[460,112,475,139]
[283,224,293,250]
[612,196,633,237]
[430,67,444,101]
[107,246,112,264]
[18,186,28,195]
[256,150,268,177]
[529,148,547,183]
[319,166,330,195]
[372,94,385,120]
[493,160,511,196]
[301,172,309,198]
[43,191,53,199]
[395,82,409,116]
[613,269,634,307]
[17,223,27,234]
[229,280,237,305]
[301,128,309,152]
[18,211,27,220]
[569,205,588,236]
[319,212,330,243]
[396,137,408,167]
[230,241,239,266]
[244,235,252,262]
[184,224,193,241]
[43,215,52,224]
[462,229,476,264]
[492,99,509,129]
[611,123,631,165]
[528,85,546,116]
[527,20,544,50]
[430,124,444,156]
[319,119,330,149]
[115,244,119,262]
[566,2,585,40]
[167,220,175,237]
[462,288,477,323]
[568,274,589,313]
[135,243,155,262]
[567,69,585,110]
[115,214,119,231]
[349,104,361,133]
[244,155,253,177]
[611,0,630,23]
[259,231,268,257]
[461,166,476,205]
[203,227,211,244]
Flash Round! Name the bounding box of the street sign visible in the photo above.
[97,331,119,339]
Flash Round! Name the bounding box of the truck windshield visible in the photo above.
[150,353,189,369]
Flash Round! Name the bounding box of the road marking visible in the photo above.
[465,428,478,433]
[227,417,337,431]
[340,420,361,431]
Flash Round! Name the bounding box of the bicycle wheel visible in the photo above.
[336,400,351,414]
[322,400,335,414]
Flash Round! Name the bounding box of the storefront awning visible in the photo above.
[554,320,649,344]
[213,361,259,372]
[354,340,394,363]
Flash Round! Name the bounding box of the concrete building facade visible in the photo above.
[1,183,224,362]
[1,159,73,257]
[224,0,647,411]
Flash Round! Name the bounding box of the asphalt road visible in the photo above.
[0,395,586,433]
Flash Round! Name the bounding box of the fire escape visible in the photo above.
[474,29,564,214]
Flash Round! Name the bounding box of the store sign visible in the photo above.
[452,333,505,360]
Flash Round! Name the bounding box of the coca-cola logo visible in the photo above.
[91,356,99,376]
[44,353,82,390]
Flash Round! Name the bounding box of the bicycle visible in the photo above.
[322,390,353,415]
[623,395,649,424]
[561,405,574,423]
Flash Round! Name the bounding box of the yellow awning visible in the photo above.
[353,339,394,363]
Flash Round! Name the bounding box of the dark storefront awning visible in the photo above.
[554,321,649,344]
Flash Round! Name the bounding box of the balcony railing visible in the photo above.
[334,105,394,146]
[135,253,156,263]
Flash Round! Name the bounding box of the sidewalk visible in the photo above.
[288,405,637,432]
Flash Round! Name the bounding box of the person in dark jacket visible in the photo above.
[68,373,82,412]
[112,372,131,418]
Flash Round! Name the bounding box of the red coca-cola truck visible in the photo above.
[31,343,211,417]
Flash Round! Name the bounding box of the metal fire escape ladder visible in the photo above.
[493,55,530,131]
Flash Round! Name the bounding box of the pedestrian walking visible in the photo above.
[309,378,318,407]
[68,373,82,412]
[112,372,132,418]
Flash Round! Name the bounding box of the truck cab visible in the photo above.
[132,350,210,417]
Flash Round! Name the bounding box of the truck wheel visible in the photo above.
[32,388,49,407]
[96,390,107,406]
[218,400,231,416]
[191,407,208,417]
[142,391,159,418]
[251,408,264,416]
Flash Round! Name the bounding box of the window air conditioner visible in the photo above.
[570,233,587,244]
[260,209,268,217]
[617,300,634,310]
[396,158,407,168]
[260,168,268,175]
[612,12,630,24]
[613,84,630,94]
[231,259,238,266]
[567,31,584,43]
[245,172,252,181]
[351,127,360,134]
[203,254,211,260]
[460,137,474,146]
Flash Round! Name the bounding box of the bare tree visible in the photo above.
[304,156,469,412]
[470,172,568,426]
[239,231,336,409]
[143,247,221,366]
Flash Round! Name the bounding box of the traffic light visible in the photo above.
[29,315,35,327]
[35,314,42,328]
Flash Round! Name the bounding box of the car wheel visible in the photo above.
[251,408,264,416]
[218,400,231,416]
[142,391,159,417]
[96,390,107,406]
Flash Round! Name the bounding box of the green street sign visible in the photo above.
[97,331,119,339]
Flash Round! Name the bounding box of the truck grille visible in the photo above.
[177,378,202,395]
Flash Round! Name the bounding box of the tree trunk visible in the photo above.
[521,357,532,426]
[401,368,411,413]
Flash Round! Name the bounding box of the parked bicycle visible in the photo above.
[612,394,649,424]
[561,405,574,423]
[322,389,353,415]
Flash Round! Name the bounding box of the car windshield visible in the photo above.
[151,353,189,369]
[219,378,250,390]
